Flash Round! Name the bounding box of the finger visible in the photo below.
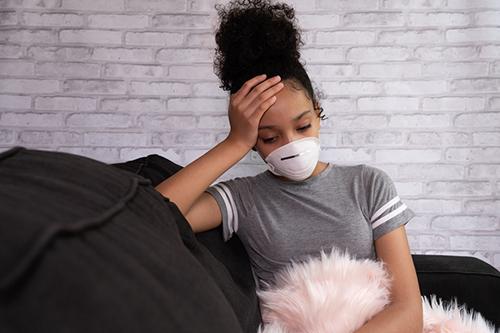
[242,80,284,117]
[239,75,282,111]
[249,95,277,123]
[232,74,267,105]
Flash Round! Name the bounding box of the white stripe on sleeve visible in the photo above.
[218,183,239,233]
[212,184,235,235]
[372,203,408,229]
[370,195,400,223]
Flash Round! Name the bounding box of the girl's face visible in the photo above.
[255,80,321,160]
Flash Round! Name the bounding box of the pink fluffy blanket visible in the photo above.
[256,248,498,333]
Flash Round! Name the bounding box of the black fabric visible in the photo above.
[413,254,500,326]
[0,146,254,333]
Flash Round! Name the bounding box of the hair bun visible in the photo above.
[214,0,304,93]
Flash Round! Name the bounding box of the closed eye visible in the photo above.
[261,124,312,143]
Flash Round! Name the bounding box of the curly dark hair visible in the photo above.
[213,0,327,120]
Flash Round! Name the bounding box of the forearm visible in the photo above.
[353,302,423,333]
[154,137,249,216]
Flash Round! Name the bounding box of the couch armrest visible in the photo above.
[412,254,500,327]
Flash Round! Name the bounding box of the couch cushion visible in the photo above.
[0,146,245,333]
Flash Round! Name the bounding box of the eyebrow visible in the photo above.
[258,110,312,130]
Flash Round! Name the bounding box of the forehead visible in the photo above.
[259,82,313,125]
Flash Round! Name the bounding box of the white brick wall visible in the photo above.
[0,0,499,270]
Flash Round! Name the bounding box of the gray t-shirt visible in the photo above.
[204,162,416,290]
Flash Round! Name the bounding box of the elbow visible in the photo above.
[400,298,424,333]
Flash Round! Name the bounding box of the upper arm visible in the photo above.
[375,226,422,311]
[184,192,222,233]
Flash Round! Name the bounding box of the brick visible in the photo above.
[385,80,447,95]
[316,30,376,45]
[60,29,122,44]
[375,149,441,163]
[417,234,449,250]
[0,11,17,25]
[167,64,217,80]
[379,30,442,44]
[58,147,119,163]
[152,14,211,29]
[455,112,500,127]
[151,132,177,146]
[468,164,500,178]
[490,97,500,109]
[19,0,59,8]
[67,113,132,128]
[175,131,214,146]
[27,46,92,61]
[321,99,356,113]
[36,62,100,77]
[137,114,196,130]
[168,98,227,112]
[446,148,500,162]
[197,115,228,129]
[63,79,126,94]
[18,130,82,145]
[422,97,485,111]
[343,12,402,27]
[473,132,500,145]
[304,64,354,79]
[359,63,421,78]
[130,81,191,96]
[296,14,341,29]
[192,82,227,97]
[1,112,64,126]
[447,0,500,9]
[415,46,478,61]
[22,12,84,27]
[0,129,14,143]
[0,95,31,109]
[0,29,57,43]
[61,0,124,11]
[0,79,59,93]
[465,199,500,213]
[432,216,497,230]
[101,98,163,112]
[324,115,387,129]
[319,148,372,162]
[119,148,181,164]
[407,132,441,145]
[447,28,500,42]
[479,45,500,58]
[404,199,462,213]
[0,44,23,58]
[301,47,344,63]
[84,132,147,146]
[0,61,34,75]
[474,11,500,25]
[186,33,215,47]
[322,81,381,95]
[451,78,500,92]
[340,131,403,146]
[103,71,142,89]
[382,0,445,8]
[441,132,471,145]
[317,0,376,10]
[156,48,213,63]
[347,47,411,61]
[389,114,450,128]
[358,97,419,111]
[408,13,470,26]
[450,235,500,251]
[88,14,149,29]
[399,164,465,179]
[426,181,491,196]
[125,32,184,46]
[423,62,488,77]
[394,181,423,195]
[92,47,153,62]
[35,96,96,111]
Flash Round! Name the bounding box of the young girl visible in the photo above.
[155,0,423,331]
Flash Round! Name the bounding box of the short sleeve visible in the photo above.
[362,165,416,241]
[204,177,254,242]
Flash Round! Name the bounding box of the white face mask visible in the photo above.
[264,136,321,181]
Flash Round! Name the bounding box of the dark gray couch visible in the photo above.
[0,146,498,333]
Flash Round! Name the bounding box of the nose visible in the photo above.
[282,132,299,145]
